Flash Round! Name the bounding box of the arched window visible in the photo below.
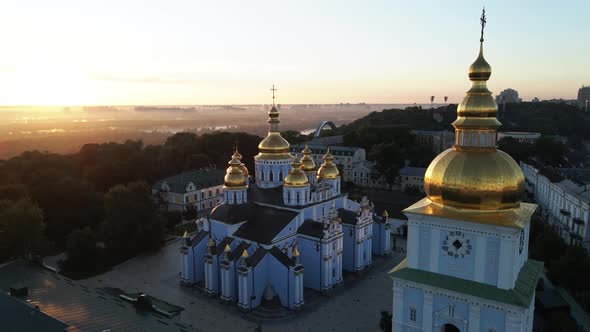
[233,192,237,204]
[287,191,291,203]
[260,170,265,181]
[296,192,300,204]
[278,171,283,181]
[269,170,274,182]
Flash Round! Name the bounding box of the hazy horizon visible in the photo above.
[1,1,589,106]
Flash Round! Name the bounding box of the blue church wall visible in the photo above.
[372,222,384,255]
[437,231,476,281]
[485,237,500,286]
[298,237,320,290]
[432,295,469,330]
[192,239,208,283]
[403,288,424,326]
[362,238,372,267]
[342,225,354,271]
[418,227,431,270]
[267,255,289,307]
[480,306,506,332]
[251,257,269,308]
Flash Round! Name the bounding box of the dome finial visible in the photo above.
[480,7,487,43]
[270,83,278,106]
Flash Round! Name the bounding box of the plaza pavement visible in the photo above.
[82,237,407,332]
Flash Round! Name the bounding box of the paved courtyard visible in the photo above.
[82,237,406,332]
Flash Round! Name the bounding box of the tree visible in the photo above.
[183,153,210,171]
[0,199,48,259]
[63,227,100,272]
[101,182,165,259]
[183,204,197,221]
[369,143,405,185]
[498,137,533,163]
[534,137,567,166]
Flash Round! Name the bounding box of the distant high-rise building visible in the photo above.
[577,86,590,111]
[495,88,521,104]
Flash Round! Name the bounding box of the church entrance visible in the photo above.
[441,323,460,332]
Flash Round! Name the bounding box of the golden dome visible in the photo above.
[284,155,310,187]
[300,145,316,172]
[224,157,247,188]
[231,147,249,176]
[256,106,291,160]
[424,149,524,210]
[317,148,340,179]
[423,34,525,211]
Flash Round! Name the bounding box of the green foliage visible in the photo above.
[63,227,100,272]
[182,204,197,221]
[497,137,533,163]
[0,199,48,259]
[534,137,568,166]
[281,130,309,144]
[101,182,165,259]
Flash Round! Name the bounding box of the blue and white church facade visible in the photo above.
[180,103,391,311]
[389,15,543,332]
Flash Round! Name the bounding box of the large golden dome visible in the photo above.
[317,148,340,179]
[423,39,524,211]
[256,106,291,160]
[284,155,309,187]
[300,145,316,172]
[424,149,524,210]
[224,157,247,188]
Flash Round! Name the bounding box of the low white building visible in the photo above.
[521,160,590,250]
[497,132,541,144]
[399,166,427,193]
[413,130,455,154]
[351,160,389,189]
[152,168,225,213]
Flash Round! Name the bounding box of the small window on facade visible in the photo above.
[208,190,212,197]
[409,307,417,322]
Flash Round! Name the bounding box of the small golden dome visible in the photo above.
[469,43,491,81]
[242,249,249,258]
[317,148,340,179]
[231,147,249,176]
[284,155,310,187]
[224,157,247,188]
[256,106,291,160]
[382,210,389,218]
[293,246,299,257]
[224,244,231,252]
[300,145,316,172]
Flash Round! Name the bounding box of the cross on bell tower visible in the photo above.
[480,7,486,42]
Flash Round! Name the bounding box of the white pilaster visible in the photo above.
[392,284,404,331]
[422,291,434,331]
[468,303,481,332]
[505,310,524,332]
[474,235,487,283]
[408,222,419,268]
[498,235,516,289]
[430,228,440,272]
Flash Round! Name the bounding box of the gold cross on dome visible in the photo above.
[480,7,487,42]
[270,84,278,105]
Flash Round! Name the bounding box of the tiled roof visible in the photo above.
[399,166,427,177]
[232,205,299,245]
[152,168,224,194]
[297,220,325,238]
[338,208,358,225]
[389,259,543,308]
[0,291,69,332]
[0,261,198,332]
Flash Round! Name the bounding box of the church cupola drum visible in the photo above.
[255,84,293,188]
[223,154,248,204]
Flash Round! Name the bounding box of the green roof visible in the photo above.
[152,168,224,194]
[389,258,543,308]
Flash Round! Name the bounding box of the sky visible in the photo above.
[0,0,588,106]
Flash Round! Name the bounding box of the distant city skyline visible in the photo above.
[0,0,588,106]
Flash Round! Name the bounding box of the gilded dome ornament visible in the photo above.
[422,8,525,211]
[224,156,248,188]
[300,145,316,172]
[256,84,292,160]
[317,148,340,179]
[284,154,310,187]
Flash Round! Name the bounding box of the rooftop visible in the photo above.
[152,168,224,194]
[399,166,427,177]
[0,261,197,332]
[390,258,544,308]
[0,291,70,332]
